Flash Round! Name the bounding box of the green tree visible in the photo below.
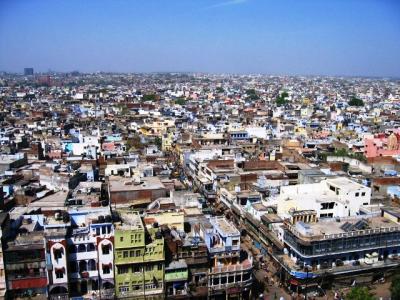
[154,136,162,149]
[348,97,364,107]
[245,89,259,100]
[346,287,375,300]
[175,98,186,105]
[216,87,224,93]
[276,91,289,106]
[142,94,157,101]
[391,274,400,300]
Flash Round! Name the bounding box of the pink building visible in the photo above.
[364,131,400,158]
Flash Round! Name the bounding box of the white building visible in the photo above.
[67,208,115,299]
[277,177,371,219]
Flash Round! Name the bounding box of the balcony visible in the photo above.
[8,273,48,290]
[203,189,216,200]
[210,261,252,275]
[49,294,69,300]
[165,271,188,282]
[209,245,240,254]
[7,271,47,281]
[101,288,115,299]
[69,249,97,261]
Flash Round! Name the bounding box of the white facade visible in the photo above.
[277,177,371,219]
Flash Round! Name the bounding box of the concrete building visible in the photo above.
[114,211,164,299]
[277,177,371,219]
[108,176,167,207]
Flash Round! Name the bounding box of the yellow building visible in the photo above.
[145,209,184,232]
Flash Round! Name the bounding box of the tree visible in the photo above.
[216,87,224,93]
[142,94,157,101]
[348,97,364,107]
[276,91,289,106]
[391,274,400,300]
[154,136,162,149]
[175,98,186,106]
[245,89,259,101]
[346,287,375,300]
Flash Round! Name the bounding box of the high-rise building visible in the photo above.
[24,68,34,76]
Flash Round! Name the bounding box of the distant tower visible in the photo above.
[24,68,34,76]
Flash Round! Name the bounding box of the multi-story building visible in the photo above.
[44,214,70,300]
[164,260,188,298]
[4,217,48,300]
[67,208,114,299]
[114,210,164,299]
[108,176,167,208]
[271,207,400,292]
[201,216,252,299]
[0,213,9,300]
[277,177,371,219]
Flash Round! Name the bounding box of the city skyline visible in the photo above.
[0,0,400,77]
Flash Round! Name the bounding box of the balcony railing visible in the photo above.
[49,293,69,300]
[101,289,115,299]
[7,271,47,280]
[209,245,240,253]
[210,262,252,274]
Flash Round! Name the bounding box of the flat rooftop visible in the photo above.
[213,217,240,236]
[116,211,144,230]
[290,215,400,240]
[29,191,68,209]
[109,176,165,192]
[327,177,366,192]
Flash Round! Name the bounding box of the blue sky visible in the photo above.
[0,0,399,76]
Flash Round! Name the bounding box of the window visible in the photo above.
[321,202,335,210]
[136,250,141,256]
[145,265,153,271]
[362,192,366,196]
[133,265,141,273]
[54,249,62,260]
[320,213,334,218]
[56,272,63,279]
[221,276,227,284]
[119,286,129,292]
[355,192,359,197]
[157,264,163,270]
[103,266,111,274]
[130,250,135,257]
[102,245,110,255]
[118,266,129,274]
[123,251,129,258]
[120,237,124,242]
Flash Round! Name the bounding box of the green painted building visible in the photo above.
[164,259,188,297]
[114,211,165,299]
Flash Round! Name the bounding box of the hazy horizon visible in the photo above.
[1,0,399,77]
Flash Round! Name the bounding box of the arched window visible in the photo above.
[88,259,96,271]
[79,260,88,272]
[87,243,95,252]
